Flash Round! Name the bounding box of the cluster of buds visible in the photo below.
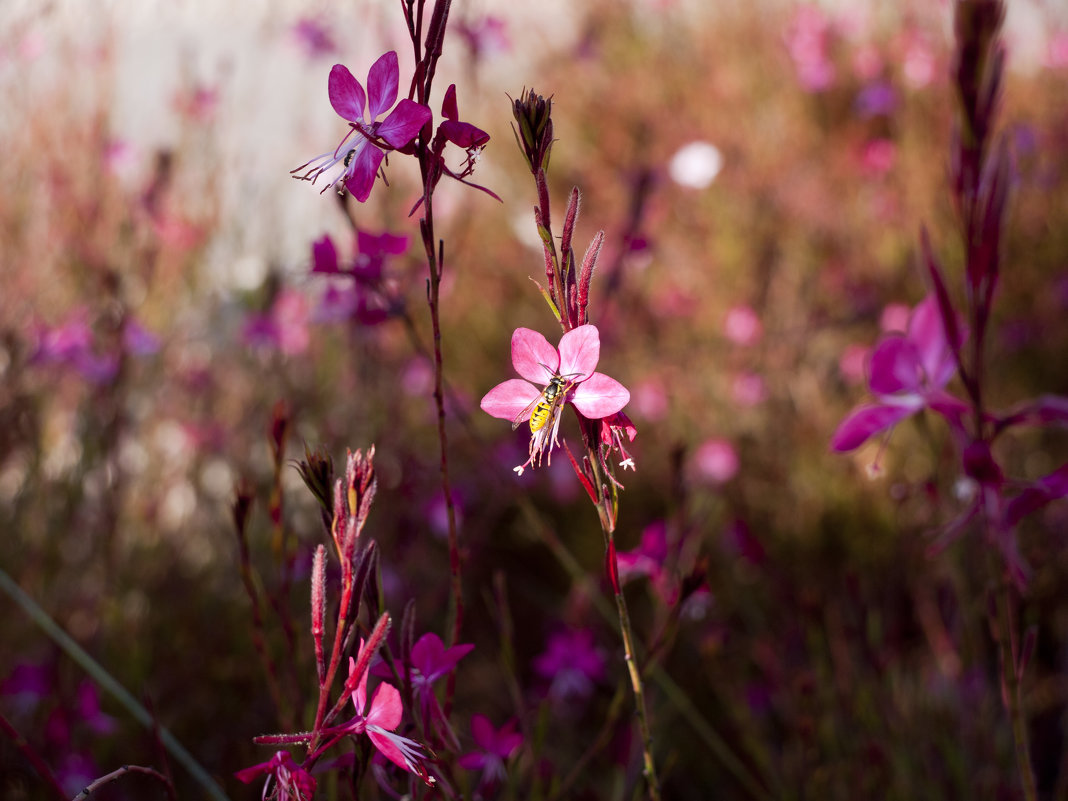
[511,88,554,174]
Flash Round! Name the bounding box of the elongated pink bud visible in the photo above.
[311,545,327,687]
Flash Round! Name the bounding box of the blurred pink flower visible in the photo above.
[291,16,337,59]
[242,289,310,356]
[1046,31,1068,68]
[632,379,668,420]
[534,629,605,704]
[880,302,911,332]
[292,53,432,201]
[618,521,668,586]
[838,344,869,385]
[785,5,837,92]
[481,325,630,475]
[458,715,522,791]
[456,15,511,58]
[860,139,896,177]
[731,372,767,407]
[692,438,740,484]
[724,305,762,346]
[831,294,968,452]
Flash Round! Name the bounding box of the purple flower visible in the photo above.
[291,17,337,59]
[458,715,522,791]
[292,53,432,202]
[309,230,409,325]
[831,294,968,452]
[534,629,605,705]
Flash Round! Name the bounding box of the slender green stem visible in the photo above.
[992,570,1037,801]
[0,568,232,801]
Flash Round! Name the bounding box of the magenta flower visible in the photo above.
[292,52,431,202]
[458,715,522,791]
[235,751,316,801]
[534,628,605,705]
[344,656,432,785]
[480,325,630,475]
[831,294,968,452]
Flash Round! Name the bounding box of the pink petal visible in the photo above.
[367,728,418,774]
[830,403,915,452]
[470,714,495,750]
[570,372,629,418]
[311,234,339,273]
[439,119,490,149]
[366,682,403,730]
[365,51,399,120]
[348,145,386,203]
[558,325,600,380]
[909,294,957,389]
[376,99,432,149]
[349,656,369,712]
[481,379,540,420]
[868,336,922,395]
[511,328,558,383]
[328,64,366,123]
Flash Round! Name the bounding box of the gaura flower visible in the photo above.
[457,715,522,792]
[480,325,630,475]
[344,656,432,785]
[292,52,431,202]
[831,294,968,453]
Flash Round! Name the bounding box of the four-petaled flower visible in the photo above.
[458,715,522,792]
[481,325,630,475]
[235,751,316,801]
[831,294,968,453]
[292,52,431,202]
[344,656,433,785]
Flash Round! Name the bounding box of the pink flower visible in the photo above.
[292,52,432,202]
[480,325,630,475]
[345,657,432,785]
[831,294,968,452]
[724,305,762,346]
[458,715,522,791]
[692,438,740,484]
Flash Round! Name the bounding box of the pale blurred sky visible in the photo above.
[1,0,1063,293]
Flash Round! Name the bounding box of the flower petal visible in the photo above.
[442,84,459,120]
[328,64,366,123]
[347,145,386,203]
[366,51,399,120]
[439,119,490,149]
[511,328,558,383]
[909,294,958,389]
[366,682,403,730]
[868,335,922,395]
[377,99,432,149]
[830,403,915,452]
[481,379,540,420]
[570,372,629,419]
[558,325,600,380]
[311,234,339,273]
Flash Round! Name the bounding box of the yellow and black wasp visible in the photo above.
[512,373,578,433]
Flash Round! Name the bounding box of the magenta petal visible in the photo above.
[311,234,339,273]
[481,379,540,420]
[830,403,915,452]
[868,336,921,395]
[368,728,416,773]
[511,328,558,383]
[442,84,459,120]
[571,372,629,418]
[366,51,399,120]
[439,119,490,149]
[366,682,403,730]
[377,99,432,148]
[909,295,957,389]
[558,325,600,379]
[348,145,386,203]
[328,64,366,122]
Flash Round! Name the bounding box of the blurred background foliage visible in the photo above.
[1,0,1067,799]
